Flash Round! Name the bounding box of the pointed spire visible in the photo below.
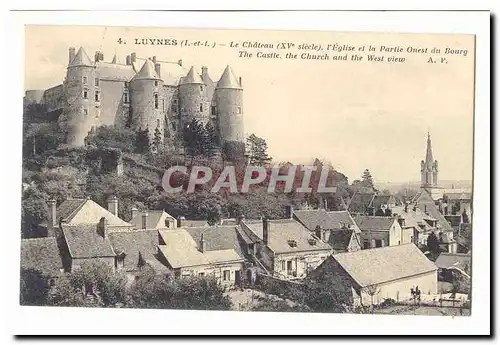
[180,66,203,85]
[69,47,93,67]
[216,65,242,89]
[131,59,161,81]
[111,53,121,64]
[425,131,434,165]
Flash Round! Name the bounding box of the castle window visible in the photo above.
[95,107,100,118]
[200,85,203,91]
[162,99,165,112]
[83,108,88,116]
[95,91,100,102]
[237,107,242,114]
[200,104,203,112]
[172,122,177,131]
[154,93,159,109]
[83,88,89,99]
[95,78,99,87]
[83,76,88,84]
[157,119,160,128]
[211,106,216,116]
[154,80,159,87]
[123,91,129,104]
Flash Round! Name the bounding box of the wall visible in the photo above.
[388,220,402,246]
[97,80,129,128]
[130,79,165,140]
[177,261,244,286]
[42,84,64,112]
[179,83,210,128]
[360,230,389,249]
[272,250,332,280]
[401,226,414,245]
[214,88,244,143]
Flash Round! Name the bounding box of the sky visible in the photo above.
[24,26,475,184]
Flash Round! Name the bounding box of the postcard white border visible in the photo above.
[3,9,490,336]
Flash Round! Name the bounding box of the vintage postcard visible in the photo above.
[17,19,481,333]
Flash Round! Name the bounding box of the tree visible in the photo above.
[86,126,136,153]
[20,268,51,306]
[222,140,246,166]
[21,187,49,238]
[426,232,440,257]
[204,122,219,158]
[151,127,163,153]
[360,169,375,190]
[182,119,205,163]
[135,128,151,153]
[246,134,272,166]
[462,209,470,224]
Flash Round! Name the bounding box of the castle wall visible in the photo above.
[215,88,244,143]
[129,79,165,140]
[179,84,210,128]
[159,86,179,140]
[97,80,129,128]
[42,84,65,112]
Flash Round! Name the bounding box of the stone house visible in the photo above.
[307,243,438,306]
[434,252,471,282]
[354,215,410,249]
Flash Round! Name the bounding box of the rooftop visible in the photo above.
[62,224,115,259]
[353,216,396,231]
[20,237,63,276]
[434,252,471,270]
[293,209,339,231]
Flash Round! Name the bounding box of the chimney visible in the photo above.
[107,196,118,217]
[131,52,137,63]
[94,51,101,63]
[404,203,408,213]
[155,63,161,78]
[48,199,57,228]
[178,59,183,66]
[98,217,109,239]
[68,47,76,65]
[201,66,208,76]
[262,218,269,245]
[126,55,131,65]
[176,215,182,227]
[152,56,157,63]
[285,205,293,219]
[131,207,138,220]
[142,212,148,229]
[200,233,206,253]
[239,77,242,87]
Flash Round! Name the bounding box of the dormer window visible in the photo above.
[237,107,242,114]
[211,106,216,116]
[200,85,203,91]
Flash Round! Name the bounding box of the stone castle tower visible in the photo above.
[420,132,439,188]
[40,46,244,149]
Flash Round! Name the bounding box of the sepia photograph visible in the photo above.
[8,10,490,336]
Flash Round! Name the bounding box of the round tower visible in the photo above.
[214,65,244,144]
[129,59,164,142]
[61,47,96,146]
[179,66,210,128]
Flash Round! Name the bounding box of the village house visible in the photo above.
[239,217,332,280]
[346,192,397,216]
[157,226,246,286]
[20,237,64,285]
[129,209,177,230]
[307,243,438,306]
[434,252,471,282]
[354,215,410,249]
[392,205,438,247]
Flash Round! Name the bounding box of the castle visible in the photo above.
[24,46,245,148]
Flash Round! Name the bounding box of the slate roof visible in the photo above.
[216,65,242,89]
[348,192,375,214]
[185,226,246,257]
[265,219,332,254]
[56,198,131,227]
[326,229,356,251]
[108,230,168,272]
[353,216,396,231]
[332,243,437,287]
[239,219,264,243]
[62,224,115,259]
[129,210,175,230]
[69,47,93,67]
[157,229,244,269]
[293,209,338,231]
[132,59,161,81]
[20,238,63,276]
[327,211,360,233]
[371,195,395,209]
[180,219,209,228]
[180,66,203,85]
[434,252,471,270]
[413,190,453,232]
[56,198,87,223]
[96,61,135,81]
[391,206,436,233]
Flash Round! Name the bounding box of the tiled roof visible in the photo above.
[326,211,359,233]
[434,252,471,270]
[265,219,332,254]
[332,243,437,287]
[216,65,242,89]
[392,206,436,233]
[96,61,135,81]
[20,238,63,276]
[348,192,375,213]
[326,229,355,251]
[157,229,244,269]
[293,209,338,231]
[69,47,93,67]
[354,216,396,231]
[62,224,115,259]
[179,66,203,85]
[108,230,168,272]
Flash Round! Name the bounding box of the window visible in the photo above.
[375,239,382,248]
[154,93,159,109]
[410,236,414,243]
[83,88,88,99]
[363,240,370,249]
[198,272,205,277]
[162,99,165,112]
[171,103,177,112]
[123,91,129,104]
[286,261,293,271]
[95,91,100,102]
[237,107,242,114]
[223,270,230,281]
[398,240,401,245]
[200,85,203,91]
[154,80,158,87]
[95,78,99,87]
[95,106,100,118]
[211,106,216,115]
[172,122,177,131]
[199,103,203,112]
[281,261,286,271]
[83,76,88,84]
[157,119,161,128]
[83,108,88,116]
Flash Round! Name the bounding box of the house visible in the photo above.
[434,252,471,281]
[325,229,362,254]
[326,211,361,234]
[307,243,438,306]
[47,196,134,236]
[354,215,410,249]
[20,237,64,283]
[392,205,438,247]
[411,190,454,233]
[157,226,246,286]
[371,195,397,213]
[242,218,332,280]
[347,192,397,216]
[129,209,177,230]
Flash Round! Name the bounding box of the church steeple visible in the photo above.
[425,131,434,166]
[421,131,438,188]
